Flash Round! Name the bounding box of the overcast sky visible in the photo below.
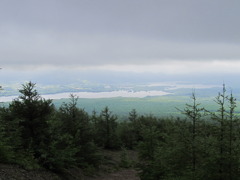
[1,0,240,74]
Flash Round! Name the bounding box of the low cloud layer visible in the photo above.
[0,0,240,70]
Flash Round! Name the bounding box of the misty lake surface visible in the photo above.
[0,90,171,102]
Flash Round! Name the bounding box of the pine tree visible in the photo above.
[225,91,240,179]
[9,82,53,160]
[129,109,138,122]
[207,84,238,179]
[96,107,119,149]
[56,94,100,169]
[178,92,204,179]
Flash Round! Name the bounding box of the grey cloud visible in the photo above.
[0,0,240,68]
[1,0,239,41]
[1,31,240,68]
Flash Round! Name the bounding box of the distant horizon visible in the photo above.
[1,1,240,101]
[0,79,229,102]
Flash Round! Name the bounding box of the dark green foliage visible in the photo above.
[39,112,78,170]
[94,106,120,149]
[0,119,14,163]
[118,120,137,149]
[117,109,139,149]
[48,94,101,170]
[9,82,53,158]
[137,116,160,160]
[177,92,205,179]
[136,86,240,180]
[2,81,240,180]
[119,147,133,168]
[0,82,53,169]
[206,85,240,179]
[0,84,102,171]
[129,109,138,122]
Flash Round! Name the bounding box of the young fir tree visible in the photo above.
[118,109,139,149]
[96,106,119,149]
[177,92,204,179]
[137,115,167,180]
[58,94,80,136]
[9,82,53,162]
[129,109,138,122]
[225,91,240,179]
[57,94,100,169]
[207,84,240,180]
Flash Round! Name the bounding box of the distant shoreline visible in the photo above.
[0,90,171,102]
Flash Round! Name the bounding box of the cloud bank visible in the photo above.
[0,0,240,71]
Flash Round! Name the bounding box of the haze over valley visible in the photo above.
[1,1,240,179]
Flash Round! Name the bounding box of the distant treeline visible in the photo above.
[1,82,240,180]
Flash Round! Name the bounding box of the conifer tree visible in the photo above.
[9,82,53,160]
[129,109,138,122]
[225,91,240,179]
[178,92,204,179]
[207,84,231,179]
[96,107,119,149]
[57,94,99,168]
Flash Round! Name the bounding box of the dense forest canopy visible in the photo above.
[1,82,240,180]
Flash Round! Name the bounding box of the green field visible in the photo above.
[53,94,223,120]
[2,84,238,120]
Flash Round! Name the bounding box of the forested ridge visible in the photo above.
[1,82,240,180]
